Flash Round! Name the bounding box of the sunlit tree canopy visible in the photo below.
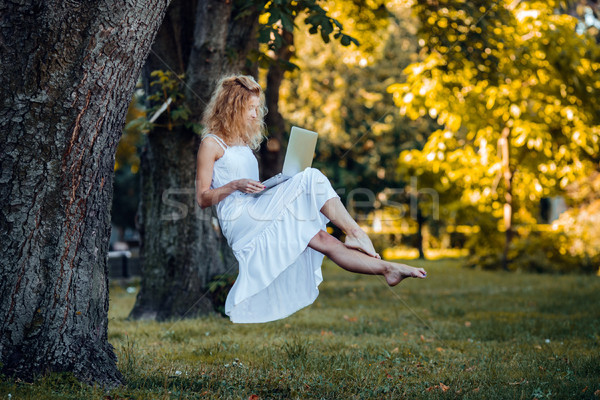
[390,0,600,220]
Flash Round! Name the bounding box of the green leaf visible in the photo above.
[272,32,283,49]
[171,107,190,121]
[280,12,295,33]
[258,28,271,44]
[278,58,299,71]
[124,117,153,135]
[267,9,281,26]
[185,122,204,135]
[321,18,334,35]
[124,117,148,132]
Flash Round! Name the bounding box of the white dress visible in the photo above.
[203,134,339,323]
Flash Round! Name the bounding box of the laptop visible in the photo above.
[259,126,318,191]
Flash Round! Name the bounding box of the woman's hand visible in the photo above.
[233,179,266,194]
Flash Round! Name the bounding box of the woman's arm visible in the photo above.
[195,139,265,209]
[195,139,232,209]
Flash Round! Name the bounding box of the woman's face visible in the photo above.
[244,95,260,124]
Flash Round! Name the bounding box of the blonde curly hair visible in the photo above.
[201,75,267,150]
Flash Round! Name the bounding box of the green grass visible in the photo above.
[2,258,600,399]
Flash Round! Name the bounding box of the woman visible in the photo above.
[195,75,426,323]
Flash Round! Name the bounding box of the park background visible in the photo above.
[2,0,600,398]
[112,0,600,277]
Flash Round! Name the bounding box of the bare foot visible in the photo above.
[344,230,380,259]
[383,262,427,286]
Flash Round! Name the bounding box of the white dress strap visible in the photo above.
[203,133,228,151]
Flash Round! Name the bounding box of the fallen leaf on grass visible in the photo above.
[594,389,600,397]
[391,347,399,353]
[464,321,471,327]
[425,382,450,392]
[581,386,587,393]
[508,379,528,385]
[436,347,444,352]
[343,315,358,322]
[320,330,333,336]
[249,395,260,400]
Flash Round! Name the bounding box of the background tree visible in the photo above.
[255,1,357,179]
[390,0,600,270]
[279,0,439,250]
[128,0,357,320]
[128,0,258,320]
[281,1,407,196]
[0,0,170,387]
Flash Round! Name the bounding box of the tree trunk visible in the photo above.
[259,29,295,180]
[408,182,426,259]
[130,0,260,320]
[0,0,170,387]
[500,127,513,271]
[416,204,426,259]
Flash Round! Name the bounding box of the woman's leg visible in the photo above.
[320,196,380,258]
[308,230,427,285]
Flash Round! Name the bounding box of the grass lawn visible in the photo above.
[2,258,599,399]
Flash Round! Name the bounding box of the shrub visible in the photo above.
[508,230,591,273]
[465,200,600,273]
[207,273,237,316]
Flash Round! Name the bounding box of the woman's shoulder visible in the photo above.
[199,134,226,160]
[204,133,232,147]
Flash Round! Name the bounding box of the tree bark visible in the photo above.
[0,0,170,387]
[129,0,261,320]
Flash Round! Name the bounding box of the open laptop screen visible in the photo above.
[281,126,318,176]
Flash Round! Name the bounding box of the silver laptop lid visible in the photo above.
[281,126,318,176]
